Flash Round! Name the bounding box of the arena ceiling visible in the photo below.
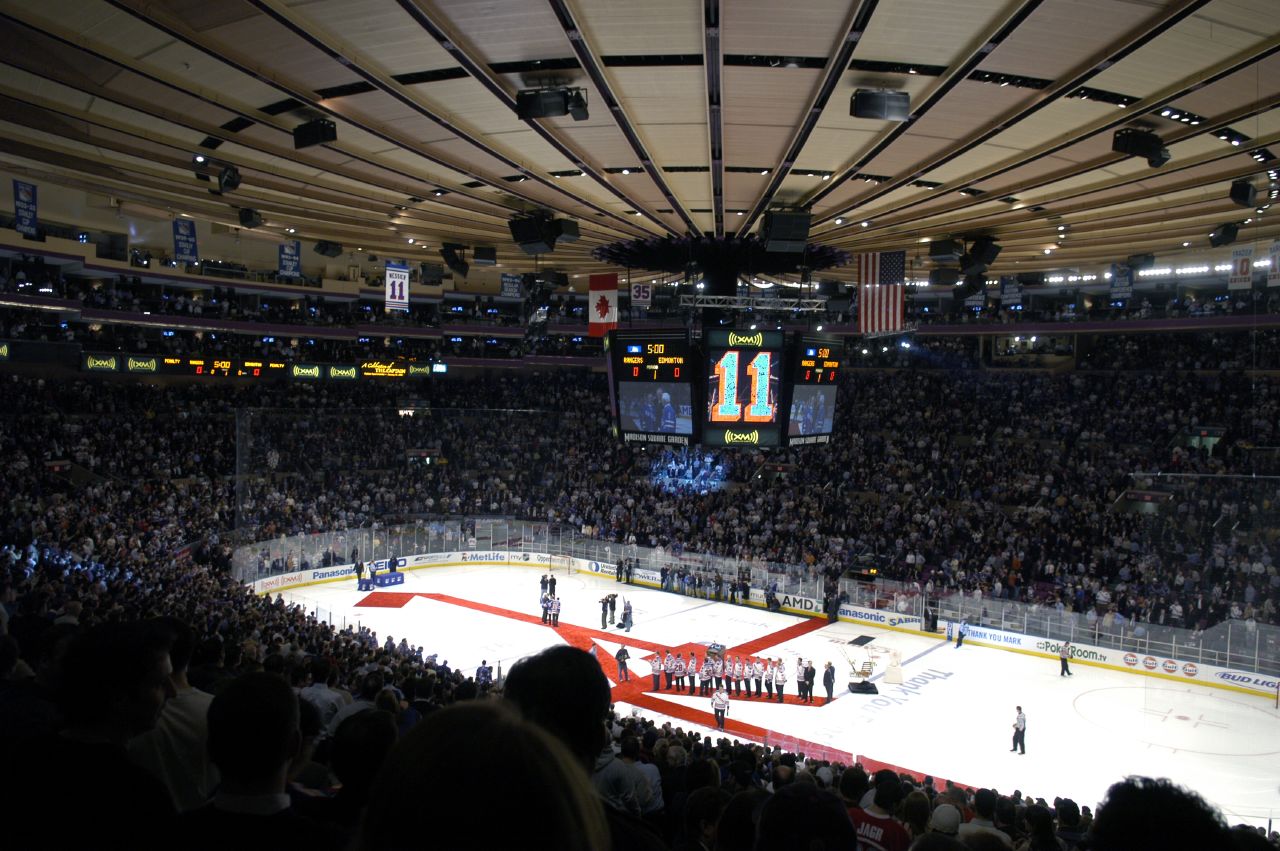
[1,0,1277,281]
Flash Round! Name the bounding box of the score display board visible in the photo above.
[607,331,695,446]
[786,336,841,446]
[703,329,785,446]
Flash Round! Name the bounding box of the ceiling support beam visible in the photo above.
[546,0,703,236]
[811,0,1214,231]
[737,0,876,234]
[396,0,680,237]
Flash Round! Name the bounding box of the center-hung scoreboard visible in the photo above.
[606,329,841,448]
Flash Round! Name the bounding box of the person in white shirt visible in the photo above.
[1010,705,1026,754]
[731,656,744,696]
[795,659,807,701]
[711,686,730,730]
[712,655,725,689]
[650,652,663,692]
[764,660,775,699]
[773,659,787,702]
[752,658,765,697]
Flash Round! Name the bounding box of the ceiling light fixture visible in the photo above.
[834,218,844,225]
[861,221,870,227]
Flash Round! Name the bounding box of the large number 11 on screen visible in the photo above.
[711,350,774,423]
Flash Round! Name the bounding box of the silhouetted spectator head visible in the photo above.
[359,701,607,851]
[60,621,173,738]
[839,764,869,805]
[902,790,931,836]
[503,645,610,769]
[874,773,905,811]
[973,788,997,819]
[1229,824,1274,850]
[310,656,334,685]
[715,788,769,851]
[683,786,731,849]
[332,709,397,801]
[357,670,384,700]
[147,616,196,675]
[754,783,857,851]
[1055,797,1080,827]
[207,672,300,792]
[1090,777,1228,851]
[688,757,722,792]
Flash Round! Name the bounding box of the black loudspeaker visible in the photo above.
[1209,223,1239,248]
[930,267,960,287]
[440,246,469,278]
[1127,253,1155,271]
[1112,128,1169,167]
[218,165,241,193]
[1230,180,1257,208]
[959,237,1001,276]
[293,118,337,149]
[516,89,569,119]
[542,271,569,288]
[509,217,556,255]
[238,208,263,229]
[929,239,963,261]
[761,211,812,253]
[1017,272,1045,287]
[472,247,497,266]
[553,219,580,243]
[420,263,443,284]
[953,273,984,298]
[313,240,343,257]
[851,89,910,121]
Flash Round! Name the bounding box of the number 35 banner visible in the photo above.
[630,281,652,308]
[385,261,409,312]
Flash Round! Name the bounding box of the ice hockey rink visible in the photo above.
[282,563,1280,827]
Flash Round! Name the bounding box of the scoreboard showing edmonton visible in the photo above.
[607,330,695,446]
[787,335,841,446]
[703,329,785,446]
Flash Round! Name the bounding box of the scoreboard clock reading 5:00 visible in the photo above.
[703,329,785,446]
[618,339,689,381]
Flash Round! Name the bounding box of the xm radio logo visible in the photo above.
[724,429,760,444]
[727,332,764,347]
[85,355,118,370]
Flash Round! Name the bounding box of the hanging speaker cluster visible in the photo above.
[507,212,579,255]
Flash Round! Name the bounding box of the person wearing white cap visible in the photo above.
[929,803,962,837]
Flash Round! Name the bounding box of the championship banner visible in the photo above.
[588,272,618,337]
[385,261,410,312]
[1228,246,1255,290]
[999,275,1021,307]
[964,290,986,309]
[172,219,199,265]
[630,280,652,308]
[13,180,37,237]
[278,240,301,278]
[1269,241,1280,287]
[500,272,524,299]
[1109,264,1133,300]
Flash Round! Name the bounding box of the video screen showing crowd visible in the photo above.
[607,329,840,449]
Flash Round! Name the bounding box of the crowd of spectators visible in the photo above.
[3,330,1280,846]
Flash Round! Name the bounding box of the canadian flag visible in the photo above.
[588,273,619,337]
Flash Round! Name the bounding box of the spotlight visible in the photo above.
[192,153,207,165]
[566,89,589,121]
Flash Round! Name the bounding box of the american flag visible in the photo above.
[855,250,906,335]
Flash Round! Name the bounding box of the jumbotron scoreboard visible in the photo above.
[785,335,841,446]
[702,329,785,447]
[607,330,695,446]
[607,328,838,448]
